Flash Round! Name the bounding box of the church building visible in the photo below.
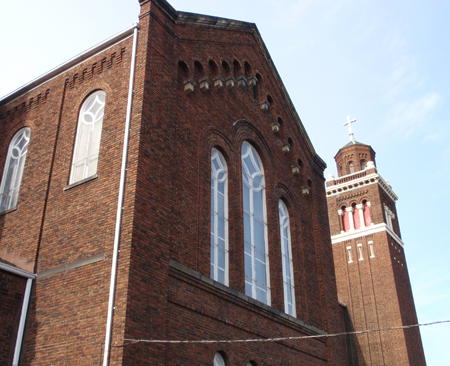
[0,0,425,365]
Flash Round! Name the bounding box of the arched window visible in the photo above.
[348,162,355,174]
[211,148,229,285]
[360,160,367,170]
[70,91,106,184]
[279,200,296,317]
[241,142,270,304]
[214,352,226,366]
[0,128,31,213]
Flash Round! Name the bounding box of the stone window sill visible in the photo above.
[0,206,18,216]
[64,174,98,191]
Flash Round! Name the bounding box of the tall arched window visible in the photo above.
[211,148,229,285]
[214,353,226,366]
[0,128,31,213]
[70,91,106,184]
[279,200,296,317]
[241,142,270,304]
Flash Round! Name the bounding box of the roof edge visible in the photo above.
[155,0,324,168]
[0,23,139,106]
[176,11,256,30]
[0,261,36,279]
[250,26,324,169]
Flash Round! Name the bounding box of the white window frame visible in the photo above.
[241,142,271,305]
[210,148,229,285]
[0,128,31,213]
[70,91,106,184]
[347,246,353,263]
[368,241,375,258]
[279,200,296,317]
[357,243,364,260]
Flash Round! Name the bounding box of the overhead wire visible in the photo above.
[112,319,450,347]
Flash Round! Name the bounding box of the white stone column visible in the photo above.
[346,207,355,231]
[356,203,365,229]
[366,201,373,226]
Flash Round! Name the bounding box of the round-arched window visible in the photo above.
[214,352,226,366]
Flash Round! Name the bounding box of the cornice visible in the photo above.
[326,172,398,202]
[331,222,404,247]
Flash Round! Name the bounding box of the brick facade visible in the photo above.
[0,268,27,365]
[0,0,424,365]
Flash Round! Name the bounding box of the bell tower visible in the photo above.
[326,119,426,365]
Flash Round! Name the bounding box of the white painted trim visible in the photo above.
[103,24,139,366]
[357,243,364,260]
[368,241,375,258]
[326,172,398,202]
[331,223,404,247]
[346,246,353,263]
[345,207,355,231]
[0,262,36,279]
[0,262,35,366]
[12,278,33,366]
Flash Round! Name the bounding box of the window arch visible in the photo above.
[241,142,270,305]
[352,202,360,230]
[211,148,229,285]
[214,352,226,366]
[70,90,106,184]
[0,128,31,213]
[279,200,296,317]
[348,161,355,174]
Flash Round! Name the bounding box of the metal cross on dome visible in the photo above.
[343,116,357,144]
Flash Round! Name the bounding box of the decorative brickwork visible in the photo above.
[0,90,50,124]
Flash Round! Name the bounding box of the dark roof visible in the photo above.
[341,140,369,149]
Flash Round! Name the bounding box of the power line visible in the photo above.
[113,319,449,347]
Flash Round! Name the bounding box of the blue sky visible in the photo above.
[1,0,449,364]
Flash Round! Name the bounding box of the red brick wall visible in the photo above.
[334,144,376,177]
[0,34,136,365]
[0,270,27,365]
[122,1,347,364]
[0,0,349,364]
